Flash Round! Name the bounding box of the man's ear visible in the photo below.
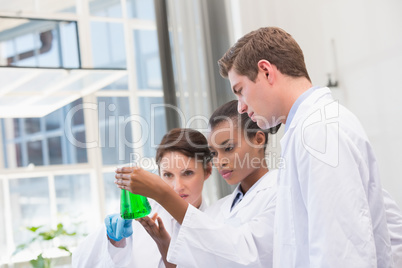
[257,60,275,83]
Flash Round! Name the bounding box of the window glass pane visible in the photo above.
[64,98,88,164]
[45,109,61,131]
[25,118,41,134]
[55,174,92,234]
[2,98,87,168]
[15,33,37,60]
[91,22,126,68]
[60,22,80,68]
[36,29,61,68]
[133,30,162,90]
[27,140,43,166]
[70,99,85,126]
[71,131,88,164]
[14,143,23,168]
[0,18,79,68]
[9,177,51,246]
[103,172,120,215]
[89,0,122,18]
[48,136,63,165]
[13,119,21,138]
[127,0,155,20]
[98,97,134,165]
[139,97,166,158]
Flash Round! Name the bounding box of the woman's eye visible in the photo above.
[163,173,173,178]
[225,146,234,152]
[210,151,217,158]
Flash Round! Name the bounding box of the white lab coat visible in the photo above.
[383,189,402,267]
[72,199,206,268]
[167,169,278,267]
[274,87,393,267]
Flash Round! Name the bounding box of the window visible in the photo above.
[1,99,87,168]
[103,172,120,215]
[127,0,155,20]
[98,96,134,165]
[138,97,166,157]
[0,18,80,69]
[90,21,126,68]
[89,0,122,18]
[0,0,220,265]
[0,2,168,266]
[55,174,93,233]
[133,29,162,90]
[9,177,51,246]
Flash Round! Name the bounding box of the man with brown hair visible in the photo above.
[218,27,394,267]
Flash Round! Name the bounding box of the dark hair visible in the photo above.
[209,100,280,147]
[218,27,310,82]
[156,128,211,170]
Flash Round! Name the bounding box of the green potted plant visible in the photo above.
[13,223,77,268]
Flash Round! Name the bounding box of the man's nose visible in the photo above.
[238,99,247,114]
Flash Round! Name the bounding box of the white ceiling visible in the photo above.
[0,67,126,118]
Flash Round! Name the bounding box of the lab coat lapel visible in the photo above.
[220,187,241,219]
[229,172,274,215]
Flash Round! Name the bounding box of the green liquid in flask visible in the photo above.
[120,189,152,219]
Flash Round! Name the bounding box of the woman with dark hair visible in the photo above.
[72,128,212,268]
[116,100,280,267]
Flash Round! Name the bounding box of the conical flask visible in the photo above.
[120,189,152,219]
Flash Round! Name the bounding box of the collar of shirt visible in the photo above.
[231,191,244,211]
[285,86,321,132]
[198,199,207,211]
[230,173,267,210]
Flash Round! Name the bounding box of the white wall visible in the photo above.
[226,0,402,207]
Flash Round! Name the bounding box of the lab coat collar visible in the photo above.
[198,199,207,212]
[280,87,332,152]
[285,86,321,132]
[221,170,277,217]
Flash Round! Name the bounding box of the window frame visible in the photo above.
[0,0,169,265]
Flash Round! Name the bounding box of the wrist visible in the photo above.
[158,244,169,260]
[108,235,127,248]
[154,188,188,224]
